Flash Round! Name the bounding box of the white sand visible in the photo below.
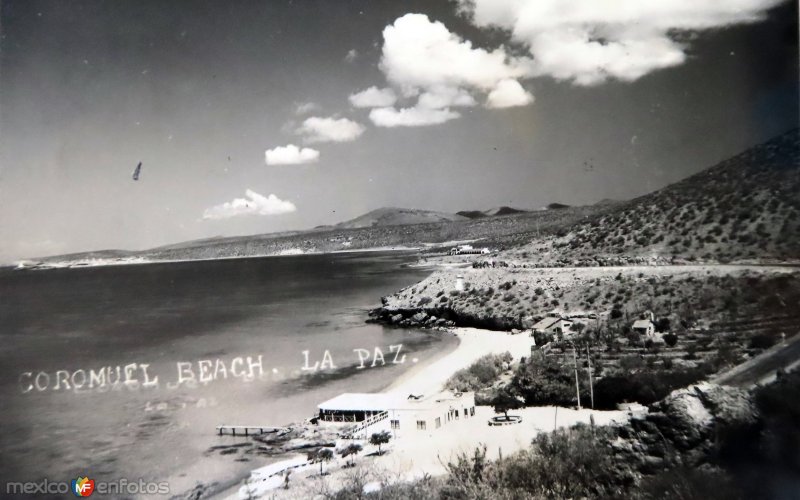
[226,328,629,499]
[386,327,534,396]
[239,405,628,499]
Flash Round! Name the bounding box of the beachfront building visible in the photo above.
[316,391,476,437]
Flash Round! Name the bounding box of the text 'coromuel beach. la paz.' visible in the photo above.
[18,344,408,394]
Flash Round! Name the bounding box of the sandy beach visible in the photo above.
[222,328,629,499]
[385,327,534,396]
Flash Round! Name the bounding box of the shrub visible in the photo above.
[663,333,679,347]
[619,355,646,372]
[445,352,511,392]
[437,426,618,499]
[749,333,777,350]
[533,330,554,346]
[511,352,587,406]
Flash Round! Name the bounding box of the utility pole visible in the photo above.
[572,343,581,410]
[586,345,594,410]
[553,406,558,431]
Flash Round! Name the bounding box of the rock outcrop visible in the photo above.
[608,383,757,482]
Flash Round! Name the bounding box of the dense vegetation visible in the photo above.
[445,352,512,393]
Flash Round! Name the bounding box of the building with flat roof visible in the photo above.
[317,390,476,437]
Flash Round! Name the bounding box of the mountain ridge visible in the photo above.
[506,129,800,265]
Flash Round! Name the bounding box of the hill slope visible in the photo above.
[458,206,529,219]
[334,207,468,229]
[506,130,800,265]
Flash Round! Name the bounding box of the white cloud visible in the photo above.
[486,79,534,108]
[294,102,318,115]
[369,106,460,127]
[345,49,358,63]
[358,13,534,124]
[417,86,477,109]
[203,190,296,220]
[458,0,783,85]
[380,13,531,93]
[349,86,397,108]
[264,144,320,165]
[297,116,365,143]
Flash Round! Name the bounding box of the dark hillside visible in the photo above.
[508,130,800,265]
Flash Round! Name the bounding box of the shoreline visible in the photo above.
[7,246,426,271]
[215,327,595,500]
[205,328,466,500]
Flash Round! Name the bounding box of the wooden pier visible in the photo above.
[215,425,287,436]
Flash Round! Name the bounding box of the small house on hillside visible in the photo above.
[532,317,573,336]
[632,319,655,337]
[631,311,656,337]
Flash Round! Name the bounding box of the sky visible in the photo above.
[0,0,798,262]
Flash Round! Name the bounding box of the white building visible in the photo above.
[632,319,656,337]
[316,391,476,438]
[632,311,656,337]
[531,316,574,336]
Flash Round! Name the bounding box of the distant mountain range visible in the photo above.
[507,129,800,265]
[21,131,797,268]
[332,207,468,229]
[24,201,611,265]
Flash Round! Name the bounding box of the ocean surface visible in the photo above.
[0,251,456,496]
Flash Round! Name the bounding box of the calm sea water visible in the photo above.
[0,251,455,496]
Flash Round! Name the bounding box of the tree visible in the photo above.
[340,443,362,467]
[493,387,524,420]
[369,430,391,455]
[308,448,334,475]
[655,317,671,333]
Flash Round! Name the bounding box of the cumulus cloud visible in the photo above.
[417,86,477,109]
[203,190,296,220]
[294,102,319,115]
[349,86,397,108]
[264,144,320,165]
[486,79,534,108]
[297,116,365,143]
[458,0,783,85]
[358,13,534,126]
[369,106,460,127]
[380,13,531,93]
[345,49,358,63]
